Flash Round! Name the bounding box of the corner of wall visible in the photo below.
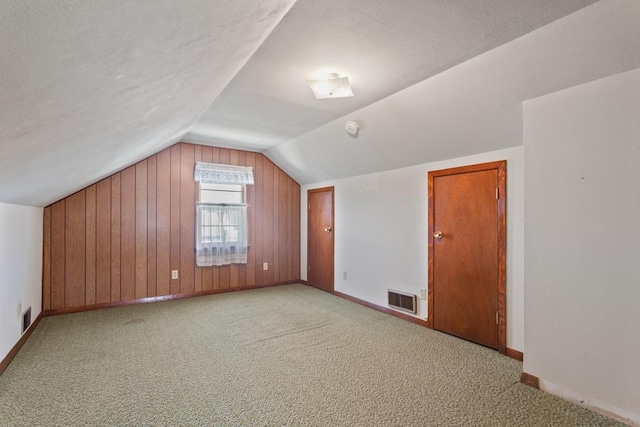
[0,203,44,361]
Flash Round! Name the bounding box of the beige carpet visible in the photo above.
[0,284,622,426]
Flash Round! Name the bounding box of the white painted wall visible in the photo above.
[301,146,524,352]
[524,67,640,423]
[0,203,43,362]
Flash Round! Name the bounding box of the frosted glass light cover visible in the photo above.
[307,76,354,99]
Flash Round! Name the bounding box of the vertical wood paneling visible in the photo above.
[237,150,247,287]
[147,156,157,297]
[135,161,148,299]
[219,262,230,289]
[42,207,51,310]
[211,269,220,291]
[156,149,171,296]
[272,165,280,282]
[43,143,301,311]
[262,156,274,284]
[50,201,65,309]
[111,174,121,302]
[85,185,97,305]
[228,252,240,288]
[180,143,195,294]
[218,148,231,289]
[245,152,256,287]
[254,154,264,286]
[193,145,202,293]
[201,146,213,292]
[65,191,86,308]
[211,147,220,162]
[96,178,111,304]
[120,166,136,301]
[170,145,181,294]
[228,150,238,165]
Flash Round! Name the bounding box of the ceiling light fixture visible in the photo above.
[307,73,354,99]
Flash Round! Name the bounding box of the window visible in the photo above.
[193,162,253,267]
[199,205,242,244]
[200,183,244,205]
[198,183,245,246]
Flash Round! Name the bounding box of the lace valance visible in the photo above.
[194,162,254,185]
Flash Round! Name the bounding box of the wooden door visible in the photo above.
[307,187,334,293]
[428,161,506,353]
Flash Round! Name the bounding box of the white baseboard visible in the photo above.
[539,378,639,426]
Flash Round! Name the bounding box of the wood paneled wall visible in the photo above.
[42,143,301,311]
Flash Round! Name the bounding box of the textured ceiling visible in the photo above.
[0,0,628,207]
[184,0,600,151]
[266,0,640,185]
[0,0,296,207]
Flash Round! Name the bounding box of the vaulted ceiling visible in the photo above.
[1,0,638,207]
[184,0,601,151]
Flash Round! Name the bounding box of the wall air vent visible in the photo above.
[22,307,31,334]
[388,289,417,314]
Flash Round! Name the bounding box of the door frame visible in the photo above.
[427,161,507,354]
[307,186,335,293]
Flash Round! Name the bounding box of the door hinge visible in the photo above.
[496,311,499,324]
[308,265,311,272]
[496,188,499,200]
[308,203,311,210]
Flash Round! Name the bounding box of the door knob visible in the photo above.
[433,231,443,239]
[324,227,332,232]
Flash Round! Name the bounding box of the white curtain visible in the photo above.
[196,203,248,267]
[194,162,254,185]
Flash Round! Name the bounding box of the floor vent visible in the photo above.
[22,307,31,335]
[388,290,417,314]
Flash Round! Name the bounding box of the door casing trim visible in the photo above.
[427,160,507,354]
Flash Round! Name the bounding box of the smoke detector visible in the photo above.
[345,121,359,135]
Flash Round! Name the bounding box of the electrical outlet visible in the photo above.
[343,271,348,280]
[263,262,268,271]
[171,270,178,280]
[419,288,427,299]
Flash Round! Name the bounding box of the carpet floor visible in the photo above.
[0,284,623,426]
